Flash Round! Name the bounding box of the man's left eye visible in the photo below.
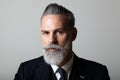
[56,31,64,35]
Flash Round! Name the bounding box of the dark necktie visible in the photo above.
[56,68,67,80]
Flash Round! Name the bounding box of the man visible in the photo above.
[14,3,110,80]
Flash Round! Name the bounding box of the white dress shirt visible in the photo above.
[51,54,74,80]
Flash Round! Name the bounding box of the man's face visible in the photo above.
[41,14,72,65]
[41,14,70,50]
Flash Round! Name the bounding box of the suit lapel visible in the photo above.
[37,57,57,80]
[49,65,57,80]
[69,55,87,80]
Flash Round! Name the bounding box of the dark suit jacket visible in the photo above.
[14,55,110,80]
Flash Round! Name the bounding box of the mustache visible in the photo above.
[43,44,63,51]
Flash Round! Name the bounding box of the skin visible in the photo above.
[41,14,77,67]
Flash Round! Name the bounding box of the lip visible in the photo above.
[48,48,58,52]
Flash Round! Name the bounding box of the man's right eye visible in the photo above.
[42,31,49,35]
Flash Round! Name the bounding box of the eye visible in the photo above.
[56,30,64,35]
[41,31,49,35]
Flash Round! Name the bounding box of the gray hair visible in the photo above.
[41,3,75,29]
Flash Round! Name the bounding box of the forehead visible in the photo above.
[41,14,69,29]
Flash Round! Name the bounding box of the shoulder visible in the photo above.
[23,56,44,64]
[14,56,50,80]
[74,55,108,72]
[19,56,46,69]
[72,55,110,79]
[16,56,48,76]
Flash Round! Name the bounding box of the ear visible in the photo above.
[72,27,77,41]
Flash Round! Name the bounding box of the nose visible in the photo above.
[48,33,57,44]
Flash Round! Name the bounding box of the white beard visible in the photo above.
[42,41,71,65]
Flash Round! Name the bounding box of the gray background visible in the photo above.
[0,0,120,80]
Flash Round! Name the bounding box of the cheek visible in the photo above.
[58,35,69,47]
[41,36,48,46]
